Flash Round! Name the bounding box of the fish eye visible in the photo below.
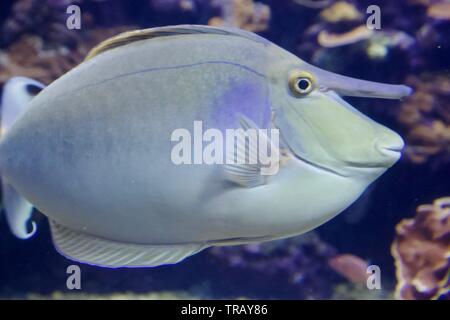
[289,71,315,97]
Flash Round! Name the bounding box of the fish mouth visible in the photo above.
[384,146,403,152]
[288,150,349,177]
[375,135,404,161]
[288,148,397,177]
[382,146,403,154]
[376,147,402,164]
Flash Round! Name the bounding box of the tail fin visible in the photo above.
[1,77,44,239]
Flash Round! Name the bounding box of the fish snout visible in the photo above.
[374,128,404,166]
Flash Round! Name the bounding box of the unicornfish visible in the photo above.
[0,25,411,267]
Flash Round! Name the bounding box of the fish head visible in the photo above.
[268,52,411,179]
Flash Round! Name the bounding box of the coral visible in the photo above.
[328,254,369,284]
[391,197,450,300]
[296,0,449,75]
[306,1,365,47]
[319,1,362,23]
[398,75,450,165]
[427,2,450,20]
[0,36,81,85]
[208,0,270,32]
[317,25,372,48]
[150,0,197,13]
[0,0,84,48]
[293,0,333,10]
[296,0,415,75]
[331,283,392,300]
[365,31,415,60]
[208,233,338,299]
[26,290,203,300]
[0,26,134,86]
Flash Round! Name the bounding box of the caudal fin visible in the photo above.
[1,77,44,239]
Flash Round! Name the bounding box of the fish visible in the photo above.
[0,25,411,268]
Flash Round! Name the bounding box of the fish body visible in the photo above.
[0,25,411,267]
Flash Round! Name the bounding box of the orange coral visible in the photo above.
[317,25,373,48]
[427,2,450,20]
[398,75,450,164]
[391,197,450,300]
[0,27,134,87]
[0,36,82,86]
[328,254,369,284]
[319,1,362,23]
[208,0,270,32]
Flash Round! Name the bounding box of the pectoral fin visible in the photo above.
[223,115,280,188]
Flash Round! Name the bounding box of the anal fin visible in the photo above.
[49,220,208,268]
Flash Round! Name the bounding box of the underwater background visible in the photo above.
[0,0,448,300]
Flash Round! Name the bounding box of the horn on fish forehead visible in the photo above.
[303,63,412,99]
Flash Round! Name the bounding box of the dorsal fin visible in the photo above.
[85,25,269,61]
